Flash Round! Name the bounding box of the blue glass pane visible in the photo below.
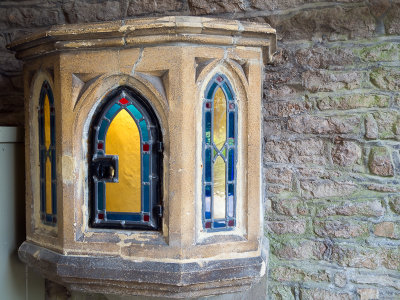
[222,83,233,100]
[228,149,234,181]
[107,213,142,221]
[205,185,211,219]
[127,104,143,120]
[51,182,57,214]
[143,153,149,182]
[140,120,149,141]
[39,116,44,145]
[207,82,218,99]
[40,181,45,213]
[50,114,55,145]
[228,184,234,217]
[214,221,226,228]
[106,103,120,120]
[40,150,45,175]
[47,88,54,105]
[143,185,150,213]
[98,182,104,210]
[205,111,211,144]
[45,215,53,223]
[51,149,56,180]
[229,112,234,139]
[205,148,211,182]
[98,120,108,140]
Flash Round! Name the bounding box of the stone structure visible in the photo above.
[2,0,400,299]
[9,16,276,299]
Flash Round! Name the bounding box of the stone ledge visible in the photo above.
[7,16,276,63]
[19,241,266,298]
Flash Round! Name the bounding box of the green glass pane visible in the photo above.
[106,103,120,120]
[140,120,149,141]
[205,148,211,182]
[205,111,211,144]
[98,182,104,210]
[127,104,143,120]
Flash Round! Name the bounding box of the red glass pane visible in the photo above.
[229,103,235,110]
[216,76,223,82]
[119,98,129,105]
[144,215,150,222]
[50,107,55,113]
[205,102,211,109]
[143,143,149,151]
[228,220,234,227]
[53,217,57,223]
[98,213,104,220]
[98,142,104,150]
[205,222,211,229]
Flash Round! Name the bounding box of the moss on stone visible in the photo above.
[357,42,400,62]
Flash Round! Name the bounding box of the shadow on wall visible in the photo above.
[0,126,45,299]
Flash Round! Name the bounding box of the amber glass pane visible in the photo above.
[44,94,51,149]
[213,155,226,219]
[105,109,141,213]
[45,158,52,214]
[213,88,226,150]
[44,94,52,214]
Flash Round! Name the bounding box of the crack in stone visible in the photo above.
[131,47,144,76]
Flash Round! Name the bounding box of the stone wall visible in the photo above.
[2,0,400,299]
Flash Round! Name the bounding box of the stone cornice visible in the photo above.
[8,16,277,63]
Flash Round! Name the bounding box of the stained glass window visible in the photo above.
[202,74,237,231]
[38,81,57,225]
[90,87,162,230]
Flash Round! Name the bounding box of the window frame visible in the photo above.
[38,81,57,225]
[89,86,163,230]
[201,73,238,232]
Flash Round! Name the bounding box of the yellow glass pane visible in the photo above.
[45,157,52,214]
[213,88,226,150]
[213,155,226,219]
[105,109,141,213]
[44,93,52,214]
[44,94,51,149]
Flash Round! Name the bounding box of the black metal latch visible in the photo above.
[153,205,163,217]
[92,156,118,181]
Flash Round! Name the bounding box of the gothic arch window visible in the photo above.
[202,74,237,231]
[90,87,163,230]
[38,81,57,225]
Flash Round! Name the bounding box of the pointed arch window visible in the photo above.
[202,74,237,231]
[90,87,163,230]
[39,81,57,225]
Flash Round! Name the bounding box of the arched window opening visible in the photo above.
[90,87,163,230]
[202,74,237,231]
[38,81,57,225]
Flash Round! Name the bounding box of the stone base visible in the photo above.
[19,241,266,298]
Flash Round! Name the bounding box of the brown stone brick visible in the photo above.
[267,220,306,235]
[303,70,363,92]
[314,220,368,238]
[369,146,394,177]
[265,139,327,165]
[331,141,361,166]
[300,288,351,300]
